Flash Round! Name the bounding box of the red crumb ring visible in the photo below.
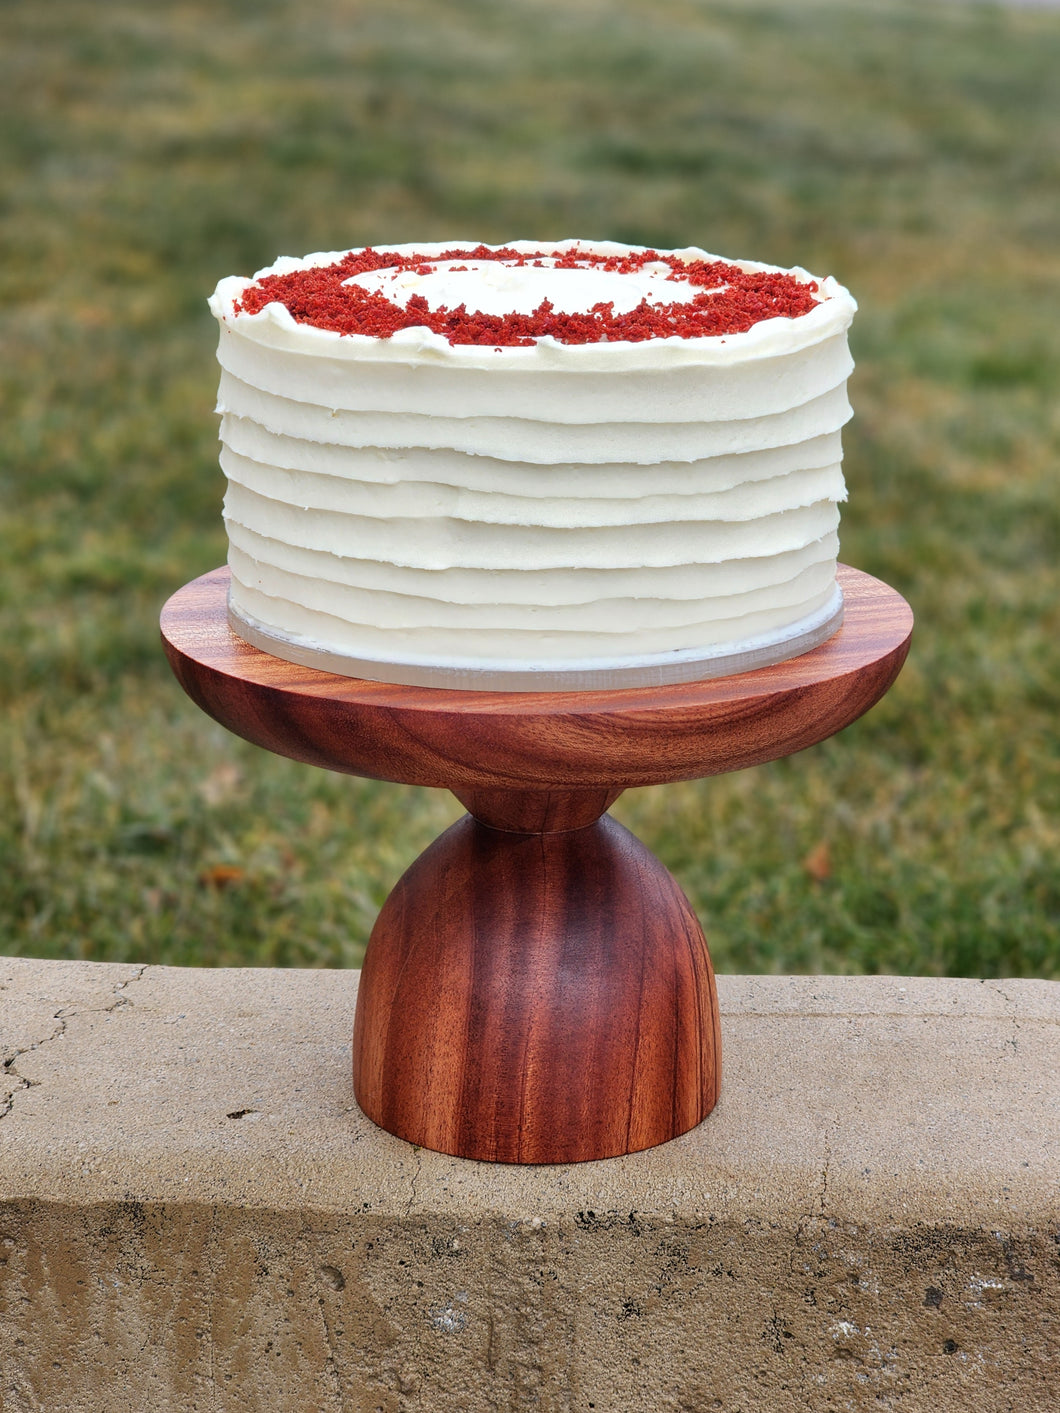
[233,245,820,347]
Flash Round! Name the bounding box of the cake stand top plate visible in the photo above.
[161,564,912,792]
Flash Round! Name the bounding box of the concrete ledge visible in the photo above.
[1,959,1058,1411]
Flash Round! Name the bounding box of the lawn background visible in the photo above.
[1,0,1057,975]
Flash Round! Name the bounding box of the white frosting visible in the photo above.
[214,326,854,426]
[209,240,856,686]
[342,257,702,317]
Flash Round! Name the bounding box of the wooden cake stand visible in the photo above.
[161,564,912,1165]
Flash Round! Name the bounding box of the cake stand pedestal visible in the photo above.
[161,564,912,1165]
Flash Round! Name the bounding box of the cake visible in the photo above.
[209,240,856,690]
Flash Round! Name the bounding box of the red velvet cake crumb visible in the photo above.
[233,245,820,346]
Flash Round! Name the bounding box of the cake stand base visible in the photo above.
[161,564,912,1165]
[355,806,718,1164]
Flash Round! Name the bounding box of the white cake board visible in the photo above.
[226,584,845,692]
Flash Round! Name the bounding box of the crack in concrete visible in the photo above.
[990,982,1022,1057]
[403,1146,423,1220]
[773,1152,833,1368]
[1,1013,68,1122]
[0,966,148,1123]
[785,1143,832,1302]
[105,963,149,1011]
[819,1146,831,1216]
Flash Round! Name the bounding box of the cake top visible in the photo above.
[231,243,822,348]
[211,240,855,370]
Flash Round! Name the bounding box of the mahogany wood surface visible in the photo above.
[161,565,910,1164]
[450,785,625,833]
[160,565,913,793]
[352,812,720,1164]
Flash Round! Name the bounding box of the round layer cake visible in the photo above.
[209,240,856,689]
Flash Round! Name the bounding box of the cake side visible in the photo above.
[210,241,856,688]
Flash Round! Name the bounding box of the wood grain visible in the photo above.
[352,812,720,1164]
[451,786,624,833]
[161,564,910,1163]
[160,565,913,793]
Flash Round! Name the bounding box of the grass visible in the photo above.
[1,0,1057,975]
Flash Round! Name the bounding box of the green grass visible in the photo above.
[1,0,1057,974]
